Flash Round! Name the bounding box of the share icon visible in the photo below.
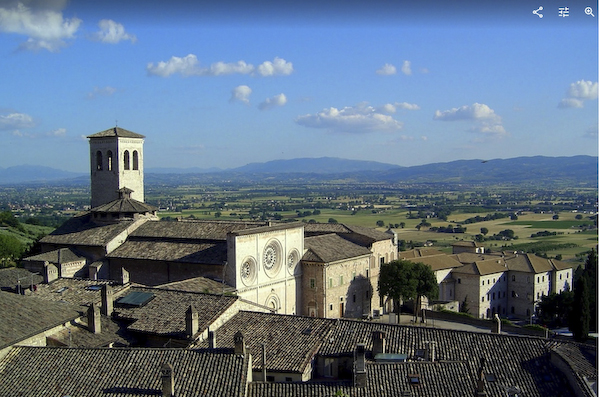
[533,6,544,18]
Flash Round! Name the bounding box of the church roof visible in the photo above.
[40,214,138,247]
[106,240,227,264]
[303,234,371,263]
[131,219,269,241]
[91,196,157,214]
[87,126,145,139]
[21,247,85,264]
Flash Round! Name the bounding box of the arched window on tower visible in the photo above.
[107,150,113,171]
[96,151,103,170]
[132,151,139,170]
[124,150,130,170]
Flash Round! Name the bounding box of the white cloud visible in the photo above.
[401,60,412,76]
[584,124,598,139]
[376,63,396,76]
[47,127,66,137]
[0,2,81,52]
[559,80,598,108]
[259,93,287,110]
[147,55,292,78]
[295,103,404,134]
[256,57,293,76]
[558,98,584,109]
[93,19,136,44]
[421,136,428,141]
[380,102,421,113]
[87,86,117,99]
[0,111,34,130]
[434,103,506,137]
[230,85,252,104]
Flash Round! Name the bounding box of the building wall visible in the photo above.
[108,258,224,286]
[230,226,304,315]
[553,268,572,293]
[508,271,534,318]
[301,263,326,317]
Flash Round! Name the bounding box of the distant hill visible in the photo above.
[1,155,597,187]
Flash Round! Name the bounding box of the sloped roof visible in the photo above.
[22,247,85,264]
[303,234,371,263]
[87,126,145,139]
[452,259,507,276]
[548,341,597,392]
[92,197,157,213]
[506,253,554,273]
[157,276,235,294]
[113,287,238,338]
[249,361,474,397]
[399,248,445,259]
[303,223,392,245]
[404,254,463,271]
[194,311,333,374]
[131,219,268,241]
[30,279,128,307]
[40,214,138,247]
[106,240,227,264]
[551,258,573,271]
[0,347,249,397]
[0,268,44,290]
[0,292,81,349]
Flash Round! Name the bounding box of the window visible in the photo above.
[492,292,496,300]
[329,278,333,288]
[310,278,315,289]
[487,280,490,285]
[536,292,539,299]
[132,150,139,170]
[366,269,369,277]
[487,294,490,301]
[285,377,293,382]
[512,275,515,281]
[457,278,461,284]
[352,271,356,280]
[329,304,333,310]
[124,150,130,170]
[266,376,275,382]
[567,273,569,278]
[482,281,485,286]
[96,151,103,170]
[380,257,385,267]
[339,276,343,285]
[481,297,484,302]
[511,291,516,297]
[353,294,356,303]
[493,278,495,283]
[542,276,545,282]
[559,274,562,280]
[537,276,540,283]
[107,150,113,171]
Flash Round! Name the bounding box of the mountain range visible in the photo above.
[0,155,596,186]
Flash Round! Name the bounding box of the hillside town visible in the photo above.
[0,127,596,396]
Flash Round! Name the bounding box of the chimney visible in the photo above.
[44,263,58,283]
[354,343,367,388]
[87,303,101,334]
[262,343,267,382]
[491,314,501,334]
[372,330,386,357]
[120,267,130,285]
[476,357,487,396]
[186,306,198,339]
[234,331,246,356]
[101,284,113,316]
[161,363,175,397]
[426,341,437,362]
[208,329,216,349]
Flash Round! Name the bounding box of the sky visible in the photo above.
[0,0,597,172]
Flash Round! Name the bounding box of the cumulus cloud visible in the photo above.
[259,93,287,110]
[0,111,34,130]
[401,60,412,75]
[376,63,396,76]
[379,102,420,113]
[295,102,404,134]
[559,80,598,108]
[230,85,252,104]
[256,57,293,76]
[87,86,117,99]
[147,55,293,78]
[434,103,506,137]
[0,1,81,52]
[47,127,66,137]
[93,19,136,44]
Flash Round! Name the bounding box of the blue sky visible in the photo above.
[0,0,597,172]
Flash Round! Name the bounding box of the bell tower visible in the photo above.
[87,127,145,208]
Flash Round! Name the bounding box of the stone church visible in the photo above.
[22,127,397,318]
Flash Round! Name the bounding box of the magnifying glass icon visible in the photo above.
[585,6,595,16]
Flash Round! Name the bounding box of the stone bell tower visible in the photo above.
[87,127,145,208]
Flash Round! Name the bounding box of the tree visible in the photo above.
[537,291,573,327]
[575,214,583,220]
[552,214,559,220]
[376,220,384,227]
[328,218,338,224]
[480,227,489,236]
[378,259,438,321]
[460,295,470,314]
[570,275,590,341]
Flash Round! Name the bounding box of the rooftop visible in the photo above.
[87,126,145,139]
[303,234,371,263]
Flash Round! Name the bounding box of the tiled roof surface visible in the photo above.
[92,197,157,213]
[550,258,573,271]
[399,248,446,259]
[452,241,480,247]
[87,126,145,138]
[303,234,371,263]
[0,291,81,349]
[303,223,392,245]
[22,247,85,264]
[405,254,463,271]
[474,258,508,275]
[131,219,268,240]
[548,341,597,383]
[0,347,249,397]
[506,254,554,273]
[113,287,238,338]
[49,316,131,348]
[106,240,227,264]
[30,279,128,307]
[194,311,333,373]
[157,276,235,294]
[40,214,137,246]
[0,267,44,290]
[249,361,474,397]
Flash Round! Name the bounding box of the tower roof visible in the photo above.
[87,127,145,139]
